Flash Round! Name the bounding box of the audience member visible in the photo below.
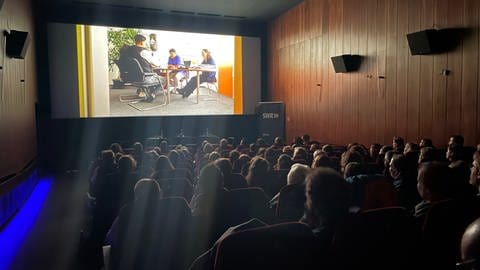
[269,163,310,210]
[403,142,419,154]
[341,150,364,173]
[287,163,311,186]
[459,218,480,269]
[321,144,334,157]
[215,138,231,155]
[159,140,169,155]
[208,151,221,163]
[89,150,117,196]
[311,154,333,169]
[107,178,192,270]
[275,154,293,171]
[383,150,397,176]
[264,147,280,169]
[389,154,420,210]
[449,158,477,200]
[191,164,225,216]
[471,151,480,191]
[310,143,321,152]
[256,138,267,148]
[232,154,250,174]
[301,134,311,147]
[131,142,144,165]
[392,136,405,153]
[246,156,274,197]
[312,149,324,160]
[377,145,394,166]
[418,147,436,164]
[273,137,284,149]
[282,145,293,157]
[447,144,466,167]
[248,143,258,158]
[414,162,453,219]
[344,162,365,178]
[235,138,249,153]
[419,138,434,148]
[110,143,124,154]
[152,155,175,180]
[301,167,351,244]
[292,146,308,164]
[228,150,240,165]
[369,143,382,162]
[214,158,247,190]
[449,135,465,148]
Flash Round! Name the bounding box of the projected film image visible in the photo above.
[107,27,238,116]
[82,26,240,116]
[47,23,261,118]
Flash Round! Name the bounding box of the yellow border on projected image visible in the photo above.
[76,25,87,118]
[234,36,243,115]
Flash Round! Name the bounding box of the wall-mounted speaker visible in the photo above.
[331,55,362,73]
[407,28,466,55]
[406,29,440,55]
[5,30,30,59]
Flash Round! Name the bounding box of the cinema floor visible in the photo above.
[109,86,234,117]
[6,172,88,270]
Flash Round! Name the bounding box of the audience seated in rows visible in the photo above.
[80,134,480,270]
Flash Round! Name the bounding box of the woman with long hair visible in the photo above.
[177,49,216,98]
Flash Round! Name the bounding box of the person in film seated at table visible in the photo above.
[177,49,216,98]
[167,48,186,91]
[120,34,166,97]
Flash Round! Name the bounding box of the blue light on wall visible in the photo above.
[0,178,53,270]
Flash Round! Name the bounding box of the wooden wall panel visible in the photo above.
[418,0,435,143]
[349,0,360,144]
[432,0,448,146]
[462,0,479,145]
[356,0,369,144]
[375,0,387,144]
[0,0,37,179]
[268,0,480,147]
[445,0,464,138]
[395,0,409,142]
[406,0,422,142]
[385,0,398,142]
[366,0,378,143]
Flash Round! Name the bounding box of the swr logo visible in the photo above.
[262,113,279,119]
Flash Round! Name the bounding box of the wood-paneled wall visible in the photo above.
[268,0,480,147]
[0,0,37,179]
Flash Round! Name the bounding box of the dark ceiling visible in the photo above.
[49,0,303,21]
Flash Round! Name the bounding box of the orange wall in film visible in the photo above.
[218,65,233,98]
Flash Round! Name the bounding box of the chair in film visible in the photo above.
[198,68,219,102]
[116,57,167,111]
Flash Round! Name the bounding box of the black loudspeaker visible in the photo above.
[406,29,440,55]
[5,30,30,59]
[331,55,361,73]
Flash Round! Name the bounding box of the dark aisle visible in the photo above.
[8,172,88,270]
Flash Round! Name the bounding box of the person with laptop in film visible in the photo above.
[119,34,165,98]
[167,48,187,92]
[177,49,216,98]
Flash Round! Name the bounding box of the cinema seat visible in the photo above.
[213,222,329,270]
